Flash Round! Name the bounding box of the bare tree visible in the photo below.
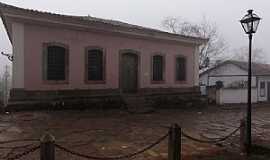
[231,47,267,63]
[162,16,228,69]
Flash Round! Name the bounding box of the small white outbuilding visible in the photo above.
[200,60,270,104]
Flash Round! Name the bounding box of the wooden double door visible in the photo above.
[120,53,138,93]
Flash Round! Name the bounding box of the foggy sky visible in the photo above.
[0,0,270,74]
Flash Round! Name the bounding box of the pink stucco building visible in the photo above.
[0,3,206,110]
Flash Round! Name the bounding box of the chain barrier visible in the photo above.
[0,119,245,159]
[181,125,242,144]
[0,144,34,149]
[6,145,40,160]
[0,139,39,145]
[55,132,169,160]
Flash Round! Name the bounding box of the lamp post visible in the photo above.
[240,9,261,153]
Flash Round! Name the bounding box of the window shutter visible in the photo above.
[88,49,103,81]
[47,46,66,80]
[176,57,186,81]
[153,55,163,81]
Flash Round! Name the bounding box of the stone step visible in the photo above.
[122,95,155,114]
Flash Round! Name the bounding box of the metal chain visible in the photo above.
[0,139,39,145]
[55,132,169,160]
[6,145,40,160]
[181,125,241,144]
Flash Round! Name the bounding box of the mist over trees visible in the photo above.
[162,16,228,70]
[230,47,267,64]
[161,16,268,68]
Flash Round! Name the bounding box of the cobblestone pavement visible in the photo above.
[1,104,270,159]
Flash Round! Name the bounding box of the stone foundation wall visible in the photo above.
[7,87,205,111]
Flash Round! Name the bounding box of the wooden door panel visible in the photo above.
[121,53,138,93]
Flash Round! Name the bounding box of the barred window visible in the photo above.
[260,81,266,97]
[87,49,104,81]
[46,45,67,81]
[152,55,164,81]
[176,57,186,81]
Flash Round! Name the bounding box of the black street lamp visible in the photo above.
[240,9,261,153]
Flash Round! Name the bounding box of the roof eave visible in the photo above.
[6,13,206,45]
[0,2,207,45]
[0,7,12,44]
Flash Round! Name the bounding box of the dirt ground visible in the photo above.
[1,104,270,160]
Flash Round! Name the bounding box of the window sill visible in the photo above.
[175,80,187,84]
[43,80,69,85]
[151,80,165,84]
[85,80,106,84]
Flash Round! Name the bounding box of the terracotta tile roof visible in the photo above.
[200,60,270,76]
[229,60,270,75]
[0,2,207,44]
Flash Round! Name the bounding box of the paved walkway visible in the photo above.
[0,104,270,159]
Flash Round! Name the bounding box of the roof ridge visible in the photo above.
[81,15,168,33]
[0,2,76,17]
[0,1,207,42]
[200,59,270,76]
[227,59,270,66]
[0,2,148,29]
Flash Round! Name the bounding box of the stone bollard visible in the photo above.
[240,119,246,154]
[168,124,181,160]
[40,132,55,160]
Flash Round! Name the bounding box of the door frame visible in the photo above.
[119,49,141,94]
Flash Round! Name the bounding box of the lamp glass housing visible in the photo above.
[240,10,261,34]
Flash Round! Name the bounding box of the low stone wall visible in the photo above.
[7,95,124,112]
[6,87,206,111]
[9,89,121,101]
[145,93,206,108]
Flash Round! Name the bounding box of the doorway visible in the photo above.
[120,53,139,93]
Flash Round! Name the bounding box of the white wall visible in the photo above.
[200,63,256,87]
[199,63,269,104]
[193,46,200,86]
[210,63,247,75]
[209,76,256,88]
[257,76,270,102]
[218,88,257,104]
[200,74,208,85]
[12,23,25,89]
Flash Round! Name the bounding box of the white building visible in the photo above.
[200,60,270,104]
